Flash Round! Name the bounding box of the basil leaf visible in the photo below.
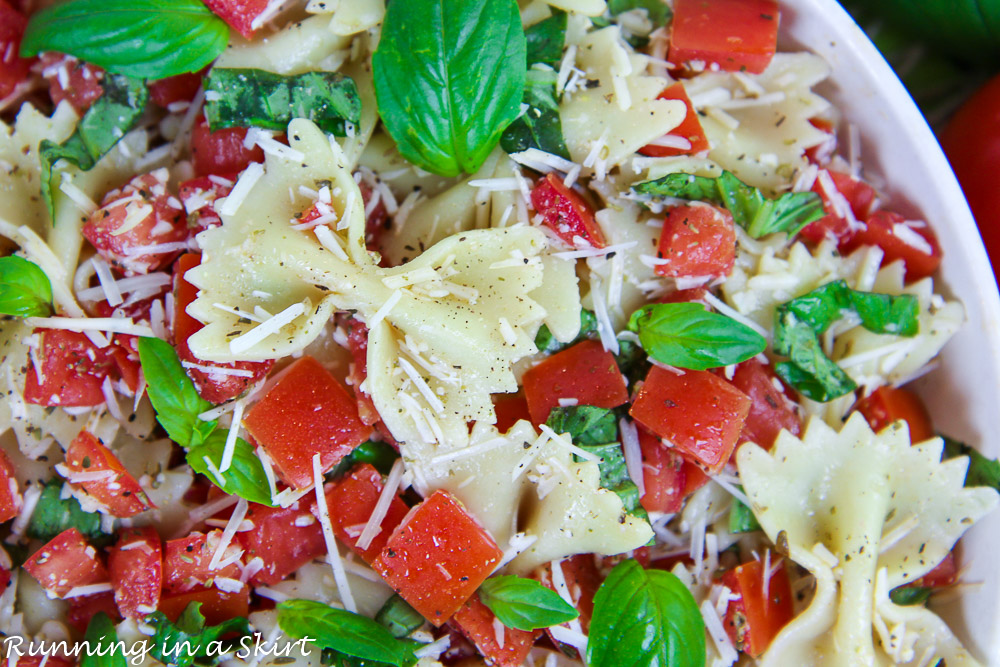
[478,575,579,631]
[345,440,400,477]
[204,68,362,136]
[137,337,216,448]
[608,0,672,28]
[277,599,411,666]
[942,436,1000,490]
[729,487,761,534]
[615,337,651,388]
[187,430,274,506]
[587,560,705,667]
[545,405,619,447]
[28,480,114,546]
[21,0,228,80]
[889,585,932,606]
[628,302,767,370]
[373,0,527,177]
[40,73,148,219]
[375,595,424,639]
[146,602,250,667]
[500,12,570,158]
[773,312,857,402]
[535,309,598,354]
[634,171,825,239]
[82,612,127,667]
[0,256,53,317]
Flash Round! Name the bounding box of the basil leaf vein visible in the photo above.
[478,575,579,630]
[0,256,53,317]
[276,599,412,666]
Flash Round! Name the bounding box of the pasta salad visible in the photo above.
[0,0,997,666]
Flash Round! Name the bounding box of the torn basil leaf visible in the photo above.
[146,602,250,667]
[0,256,53,317]
[942,436,1000,491]
[28,480,113,546]
[535,308,598,354]
[545,405,619,446]
[608,0,672,28]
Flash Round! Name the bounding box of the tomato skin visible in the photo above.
[314,463,410,564]
[523,339,629,426]
[108,527,162,619]
[191,116,265,177]
[343,316,380,426]
[172,253,273,403]
[656,205,736,278]
[911,552,957,589]
[854,386,933,443]
[63,430,154,517]
[236,502,325,586]
[841,210,942,282]
[23,528,109,598]
[640,83,711,157]
[669,0,779,75]
[0,1,33,101]
[162,531,244,594]
[67,591,121,633]
[149,70,204,109]
[721,557,794,658]
[492,392,531,434]
[40,53,104,113]
[23,328,116,407]
[630,366,751,474]
[450,596,541,667]
[800,170,877,244]
[729,358,801,450]
[373,490,503,626]
[243,356,372,489]
[178,175,234,233]
[530,173,605,248]
[83,170,188,276]
[0,449,22,523]
[940,74,1000,281]
[202,0,271,39]
[638,427,709,514]
[158,587,250,625]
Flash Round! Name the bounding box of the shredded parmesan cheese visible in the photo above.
[312,453,357,612]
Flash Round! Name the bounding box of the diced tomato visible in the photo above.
[493,392,531,433]
[530,173,605,248]
[669,0,779,75]
[63,430,154,517]
[0,1,33,101]
[804,118,836,165]
[109,335,143,395]
[202,0,272,39]
[236,502,325,586]
[729,359,801,450]
[39,52,104,113]
[450,596,541,667]
[162,531,243,594]
[721,556,794,658]
[854,386,933,443]
[23,528,108,598]
[359,181,391,252]
[2,657,75,667]
[799,170,878,244]
[244,356,371,489]
[0,449,21,523]
[83,170,188,276]
[659,286,708,304]
[522,339,629,426]
[108,527,162,619]
[0,567,10,597]
[536,554,602,633]
[639,83,711,157]
[172,254,273,403]
[149,70,205,109]
[343,316,380,426]
[178,175,235,233]
[373,490,503,626]
[23,328,116,407]
[158,587,250,625]
[655,204,736,279]
[67,591,121,633]
[911,552,958,589]
[314,463,410,565]
[191,115,265,177]
[638,428,709,514]
[630,366,751,474]
[840,210,943,282]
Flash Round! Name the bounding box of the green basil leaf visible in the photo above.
[525,10,567,68]
[204,68,362,136]
[21,0,228,80]
[187,430,274,506]
[545,405,619,447]
[0,256,53,317]
[82,612,127,667]
[634,170,825,239]
[615,337,651,388]
[942,436,1000,490]
[889,585,932,606]
[373,0,527,177]
[28,480,114,546]
[146,602,250,667]
[628,302,767,370]
[478,575,579,631]
[277,599,411,666]
[772,313,857,402]
[137,337,216,448]
[40,73,148,219]
[576,442,630,487]
[534,309,598,354]
[375,595,424,639]
[587,560,705,667]
[607,0,672,28]
[729,486,761,534]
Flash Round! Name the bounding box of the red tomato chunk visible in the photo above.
[23,528,108,598]
[669,0,779,75]
[911,552,957,589]
[158,587,250,625]
[191,116,265,177]
[854,385,933,443]
[800,170,877,244]
[108,527,162,619]
[162,531,244,594]
[630,366,751,474]
[40,53,104,113]
[344,317,380,426]
[373,490,503,626]
[237,501,325,586]
[450,596,541,667]
[67,591,121,633]
[0,449,22,523]
[656,204,736,279]
[535,553,602,633]
[640,83,711,157]
[23,328,116,408]
[243,356,372,489]
[178,176,234,234]
[202,0,272,39]
[729,358,801,450]
[522,339,629,425]
[530,173,605,248]
[721,556,794,658]
[149,71,205,109]
[638,427,709,514]
[63,430,154,517]
[0,1,33,101]
[840,210,942,282]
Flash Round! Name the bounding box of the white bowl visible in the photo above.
[780,0,1000,661]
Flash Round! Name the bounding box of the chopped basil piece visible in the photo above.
[146,602,250,667]
[942,436,1000,491]
[607,0,672,28]
[729,488,762,534]
[615,337,651,388]
[187,430,275,507]
[0,256,53,317]
[478,575,579,630]
[345,440,400,477]
[534,309,598,354]
[889,586,932,606]
[546,405,619,447]
[81,612,127,667]
[28,480,113,546]
[375,595,424,639]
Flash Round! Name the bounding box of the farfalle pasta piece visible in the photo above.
[737,414,997,666]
